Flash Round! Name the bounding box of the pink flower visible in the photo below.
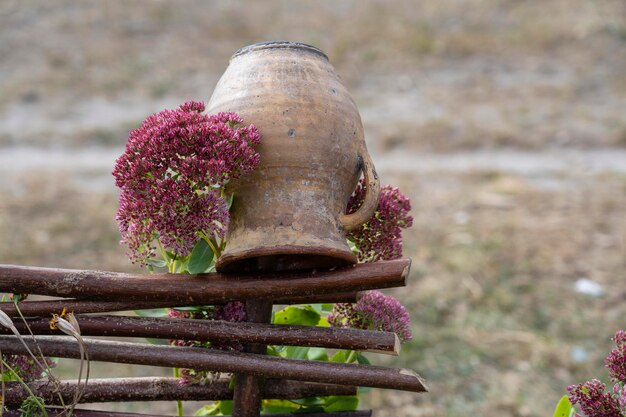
[567,379,623,417]
[346,180,413,262]
[329,290,412,343]
[168,302,247,385]
[2,354,56,382]
[113,101,260,264]
[606,330,626,384]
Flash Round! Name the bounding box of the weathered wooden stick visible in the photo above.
[2,314,399,354]
[0,336,427,392]
[2,409,373,417]
[0,292,360,317]
[1,377,357,406]
[232,300,274,417]
[0,259,409,303]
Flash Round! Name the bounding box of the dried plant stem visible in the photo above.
[0,291,360,317]
[2,409,373,417]
[11,302,69,413]
[1,377,357,406]
[0,259,410,303]
[0,336,428,392]
[4,315,399,355]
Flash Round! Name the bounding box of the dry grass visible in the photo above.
[364,170,626,416]
[1,170,624,416]
[1,0,625,150]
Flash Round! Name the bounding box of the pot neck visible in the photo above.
[232,41,329,61]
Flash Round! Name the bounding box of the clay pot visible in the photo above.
[207,41,380,273]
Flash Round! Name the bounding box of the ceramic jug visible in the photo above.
[207,41,380,273]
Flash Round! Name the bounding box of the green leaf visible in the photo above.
[194,403,220,416]
[307,347,328,361]
[134,308,168,318]
[144,338,169,345]
[553,396,573,417]
[321,303,334,312]
[261,399,300,414]
[187,239,214,274]
[176,258,189,273]
[219,400,233,415]
[273,306,321,326]
[330,350,347,363]
[227,193,235,209]
[322,396,359,412]
[146,259,167,268]
[266,345,283,356]
[356,353,371,365]
[290,397,325,407]
[282,346,310,360]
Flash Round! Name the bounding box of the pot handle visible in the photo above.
[339,143,381,232]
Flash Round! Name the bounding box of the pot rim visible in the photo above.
[232,41,329,61]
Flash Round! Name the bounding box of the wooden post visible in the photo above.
[232,299,274,417]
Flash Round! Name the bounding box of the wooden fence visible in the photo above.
[0,259,427,417]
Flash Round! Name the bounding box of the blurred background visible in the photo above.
[1,1,625,416]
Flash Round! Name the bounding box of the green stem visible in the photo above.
[173,368,183,416]
[205,237,221,258]
[156,239,174,272]
[346,350,358,363]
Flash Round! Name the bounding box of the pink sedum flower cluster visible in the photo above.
[2,354,56,382]
[567,330,626,417]
[329,290,412,343]
[346,179,413,262]
[606,330,626,384]
[168,302,247,385]
[568,379,623,417]
[113,101,260,264]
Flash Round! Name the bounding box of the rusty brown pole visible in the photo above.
[0,259,410,303]
[0,336,428,392]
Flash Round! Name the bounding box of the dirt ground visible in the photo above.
[1,1,625,416]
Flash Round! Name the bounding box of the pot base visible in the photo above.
[216,246,357,274]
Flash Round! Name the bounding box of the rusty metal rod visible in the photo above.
[0,336,427,392]
[1,377,357,406]
[0,259,409,303]
[2,315,399,355]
